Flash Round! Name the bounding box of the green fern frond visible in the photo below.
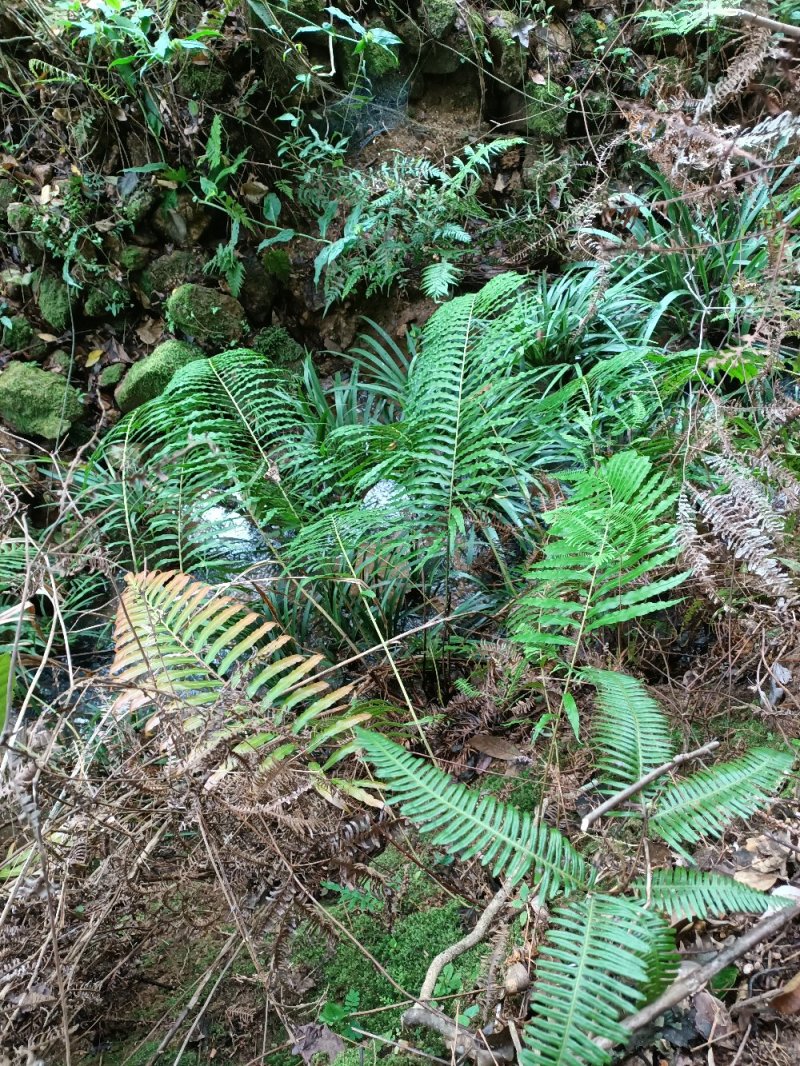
[420,259,462,300]
[583,670,675,798]
[632,868,790,921]
[650,747,794,853]
[356,728,590,894]
[521,895,678,1066]
[512,451,688,661]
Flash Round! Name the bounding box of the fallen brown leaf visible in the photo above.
[772,971,800,1015]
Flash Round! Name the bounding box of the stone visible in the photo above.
[152,191,211,248]
[239,256,279,326]
[1,315,45,359]
[119,245,151,273]
[139,250,205,300]
[6,201,34,234]
[0,178,17,218]
[486,10,527,87]
[571,11,605,57]
[166,284,246,346]
[420,4,484,75]
[249,326,305,371]
[526,81,569,140]
[422,0,458,39]
[115,340,204,412]
[98,363,125,389]
[0,361,84,439]
[83,278,131,318]
[37,273,72,332]
[177,60,229,101]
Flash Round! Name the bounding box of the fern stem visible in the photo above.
[581,739,721,833]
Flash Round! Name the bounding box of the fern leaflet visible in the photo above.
[632,868,790,921]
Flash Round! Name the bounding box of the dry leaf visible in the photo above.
[734,867,779,891]
[772,971,800,1015]
[36,333,58,343]
[85,348,104,368]
[136,320,163,345]
[469,733,526,761]
[692,989,736,1043]
[241,180,270,202]
[291,1023,345,1065]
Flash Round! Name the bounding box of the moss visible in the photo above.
[6,201,35,234]
[296,896,485,1032]
[115,340,204,413]
[120,184,157,226]
[177,60,229,100]
[249,326,305,371]
[526,81,569,140]
[571,12,604,57]
[166,283,246,346]
[83,277,131,318]
[423,0,458,39]
[1,315,45,359]
[98,363,125,388]
[487,10,527,86]
[120,245,151,273]
[140,250,204,299]
[37,273,72,332]
[0,178,17,220]
[0,361,84,439]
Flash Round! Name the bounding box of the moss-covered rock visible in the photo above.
[115,340,204,412]
[177,59,229,100]
[0,361,84,439]
[239,256,279,326]
[152,192,211,248]
[6,201,35,234]
[83,277,131,318]
[139,250,204,300]
[119,245,151,273]
[571,11,605,57]
[98,363,125,389]
[249,326,305,371]
[0,178,18,219]
[166,284,246,346]
[421,5,484,75]
[1,315,45,359]
[422,0,458,39]
[526,80,569,139]
[37,273,72,332]
[486,10,527,87]
[119,184,157,226]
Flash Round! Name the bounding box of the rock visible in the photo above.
[98,363,125,389]
[485,10,527,87]
[0,361,84,440]
[152,191,211,248]
[570,11,605,57]
[119,183,157,226]
[421,4,484,75]
[139,250,205,300]
[1,315,45,359]
[249,326,305,371]
[422,0,458,39]
[526,81,569,139]
[531,20,572,75]
[166,284,246,346]
[177,59,229,101]
[6,201,34,234]
[0,177,18,218]
[37,273,72,332]
[119,245,151,273]
[83,278,131,318]
[115,340,204,413]
[239,256,280,326]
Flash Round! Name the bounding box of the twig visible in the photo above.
[737,11,800,41]
[580,740,720,833]
[595,900,800,1052]
[402,882,516,1066]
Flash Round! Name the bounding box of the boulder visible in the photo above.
[115,340,204,412]
[249,326,306,371]
[37,273,72,332]
[0,362,84,439]
[166,284,246,346]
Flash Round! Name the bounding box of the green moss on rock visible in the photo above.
[249,326,305,371]
[6,201,35,234]
[166,284,246,346]
[423,0,458,39]
[571,12,605,57]
[0,178,18,219]
[83,278,131,318]
[0,362,84,439]
[487,10,527,86]
[120,245,151,273]
[177,60,229,100]
[98,363,125,389]
[115,340,204,412]
[37,273,72,332]
[140,250,204,299]
[526,81,569,139]
[1,315,45,359]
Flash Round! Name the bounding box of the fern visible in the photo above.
[512,452,688,660]
[584,670,675,799]
[632,868,790,921]
[650,747,794,853]
[112,570,355,783]
[355,728,590,894]
[521,895,678,1066]
[420,259,462,301]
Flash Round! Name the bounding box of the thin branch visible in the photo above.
[737,11,800,41]
[580,740,720,833]
[596,899,800,1053]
